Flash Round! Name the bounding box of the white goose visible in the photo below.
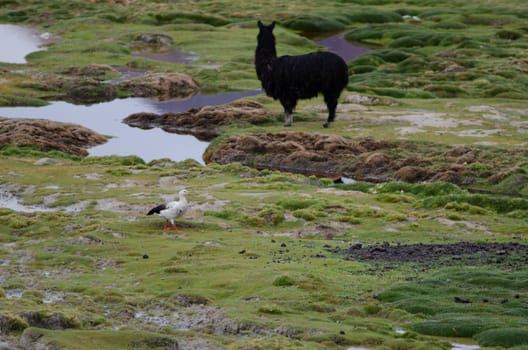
[147,189,189,232]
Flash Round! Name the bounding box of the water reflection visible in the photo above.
[0,24,46,64]
[0,90,262,163]
[131,48,199,64]
[316,34,369,62]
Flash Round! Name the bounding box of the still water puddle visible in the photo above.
[0,25,367,163]
[0,90,261,163]
[132,48,199,64]
[317,34,369,62]
[0,24,47,64]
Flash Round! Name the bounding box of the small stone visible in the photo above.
[454,296,471,304]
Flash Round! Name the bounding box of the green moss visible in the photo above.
[350,65,378,74]
[346,9,403,24]
[293,208,325,221]
[475,328,528,347]
[373,181,464,198]
[258,305,283,315]
[273,275,296,287]
[345,27,384,42]
[163,266,189,273]
[496,30,523,40]
[278,198,319,211]
[258,206,285,226]
[284,16,345,32]
[444,202,490,215]
[412,316,496,337]
[241,214,265,226]
[81,155,145,166]
[418,193,528,213]
[149,11,229,26]
[0,146,81,160]
[0,2,527,349]
[204,209,241,221]
[337,215,361,225]
[372,49,413,63]
[376,193,414,204]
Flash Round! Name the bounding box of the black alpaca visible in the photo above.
[255,20,349,128]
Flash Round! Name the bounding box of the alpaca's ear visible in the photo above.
[271,21,276,29]
[257,20,263,29]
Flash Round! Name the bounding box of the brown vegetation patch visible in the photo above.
[204,132,524,186]
[30,69,198,103]
[117,72,199,100]
[124,100,272,141]
[0,117,107,156]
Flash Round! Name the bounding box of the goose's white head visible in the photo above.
[179,189,188,198]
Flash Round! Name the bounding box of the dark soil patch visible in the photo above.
[341,241,528,264]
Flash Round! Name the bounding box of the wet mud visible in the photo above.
[341,241,528,265]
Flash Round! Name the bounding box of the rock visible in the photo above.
[454,296,471,304]
[66,82,118,103]
[20,328,59,350]
[118,72,199,100]
[394,166,429,182]
[0,313,29,335]
[134,33,174,46]
[344,94,395,106]
[0,117,108,157]
[17,311,80,330]
[62,64,117,77]
[130,337,179,350]
[363,152,392,168]
[34,158,59,166]
[446,146,473,157]
[457,152,477,164]
[237,135,266,152]
[173,294,210,307]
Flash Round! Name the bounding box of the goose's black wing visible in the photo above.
[147,204,167,215]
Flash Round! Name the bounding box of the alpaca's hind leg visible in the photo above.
[323,95,338,128]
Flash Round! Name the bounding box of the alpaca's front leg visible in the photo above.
[280,100,295,127]
[284,113,293,127]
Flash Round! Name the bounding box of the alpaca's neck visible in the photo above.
[255,42,277,79]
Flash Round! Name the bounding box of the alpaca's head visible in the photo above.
[257,20,276,48]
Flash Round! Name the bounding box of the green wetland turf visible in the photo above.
[1,0,528,349]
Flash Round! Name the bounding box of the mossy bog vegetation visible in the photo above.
[0,0,527,349]
[1,154,527,349]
